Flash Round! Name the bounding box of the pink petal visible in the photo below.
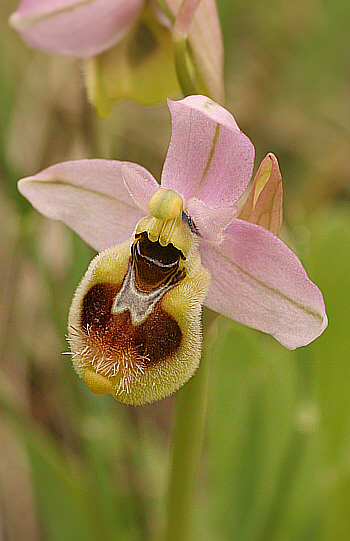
[121,163,160,213]
[185,198,237,242]
[201,219,328,349]
[18,159,148,251]
[161,96,255,218]
[172,0,201,36]
[9,0,143,57]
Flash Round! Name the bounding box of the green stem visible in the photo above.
[173,33,197,97]
[164,315,215,541]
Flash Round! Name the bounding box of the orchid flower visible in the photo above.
[18,95,327,405]
[9,0,224,114]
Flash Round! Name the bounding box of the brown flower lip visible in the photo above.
[79,232,186,373]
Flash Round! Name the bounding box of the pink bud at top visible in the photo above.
[9,0,144,57]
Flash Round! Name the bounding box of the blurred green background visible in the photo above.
[1,0,350,539]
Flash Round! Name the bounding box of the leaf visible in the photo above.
[207,320,298,541]
[308,206,350,462]
[307,206,350,541]
[23,428,98,541]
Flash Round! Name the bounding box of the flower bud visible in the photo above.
[238,153,283,236]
